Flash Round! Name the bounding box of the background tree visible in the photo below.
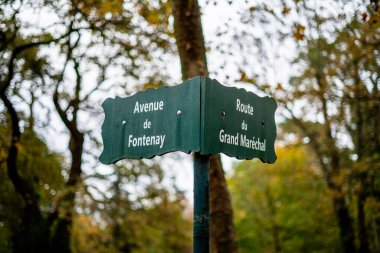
[171,0,238,252]
[0,2,74,251]
[0,119,64,252]
[2,0,379,252]
[1,0,184,252]
[229,144,341,253]
[225,1,380,252]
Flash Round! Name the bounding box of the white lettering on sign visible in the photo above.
[133,101,164,114]
[128,134,166,148]
[129,100,166,150]
[143,119,151,129]
[219,129,239,145]
[236,99,253,115]
[219,129,266,151]
[240,135,266,151]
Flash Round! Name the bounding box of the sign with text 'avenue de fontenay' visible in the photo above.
[99,76,277,164]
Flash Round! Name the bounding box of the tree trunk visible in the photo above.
[331,194,356,253]
[171,1,238,252]
[317,74,357,253]
[1,57,50,253]
[171,0,208,78]
[209,155,239,253]
[353,72,370,253]
[325,156,356,253]
[357,192,369,253]
[51,59,85,253]
[50,134,84,253]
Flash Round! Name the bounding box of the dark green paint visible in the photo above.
[200,78,277,163]
[99,79,201,164]
[193,153,210,253]
[99,76,277,164]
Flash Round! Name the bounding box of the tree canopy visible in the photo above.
[0,0,379,253]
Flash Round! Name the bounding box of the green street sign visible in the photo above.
[200,77,277,163]
[99,76,277,164]
[99,79,201,163]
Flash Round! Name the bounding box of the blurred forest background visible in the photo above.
[1,0,379,253]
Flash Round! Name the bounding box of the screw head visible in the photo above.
[221,111,226,117]
[177,110,182,116]
[122,120,126,125]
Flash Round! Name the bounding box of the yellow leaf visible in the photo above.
[282,6,291,15]
[294,24,305,41]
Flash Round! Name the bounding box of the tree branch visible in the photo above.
[283,103,329,174]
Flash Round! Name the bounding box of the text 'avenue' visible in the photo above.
[133,101,164,114]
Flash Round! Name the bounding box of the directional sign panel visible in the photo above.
[99,78,201,164]
[200,78,277,163]
[99,77,277,164]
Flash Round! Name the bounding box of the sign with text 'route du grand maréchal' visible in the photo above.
[99,77,277,164]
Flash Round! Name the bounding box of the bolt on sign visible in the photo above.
[99,76,277,164]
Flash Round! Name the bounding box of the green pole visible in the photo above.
[193,153,210,253]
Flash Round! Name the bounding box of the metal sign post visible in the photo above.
[193,153,210,253]
[99,76,277,253]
